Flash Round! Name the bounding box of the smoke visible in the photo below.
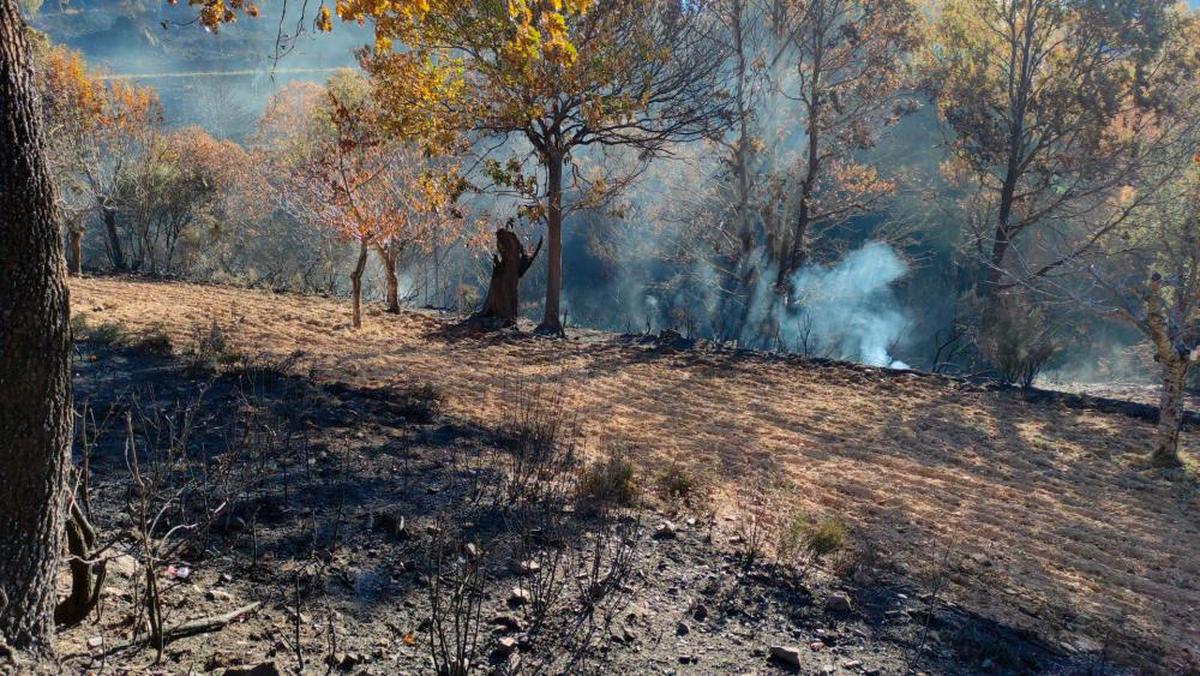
[775,241,910,369]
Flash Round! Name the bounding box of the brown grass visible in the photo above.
[71,277,1200,669]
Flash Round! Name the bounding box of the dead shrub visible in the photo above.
[733,462,785,567]
[185,318,230,372]
[424,518,484,676]
[497,381,579,505]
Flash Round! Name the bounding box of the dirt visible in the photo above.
[42,275,1200,673]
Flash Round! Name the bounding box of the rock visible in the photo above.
[514,559,541,575]
[842,659,863,669]
[491,613,525,633]
[222,662,281,676]
[464,543,480,560]
[769,645,803,669]
[969,551,991,567]
[508,587,532,606]
[610,624,636,644]
[654,521,678,540]
[372,510,407,538]
[494,637,518,656]
[109,553,139,578]
[825,592,853,614]
[324,652,364,670]
[206,589,233,602]
[675,621,690,636]
[809,640,826,652]
[86,636,103,649]
[692,603,709,622]
[820,664,836,674]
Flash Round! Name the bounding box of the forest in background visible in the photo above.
[21,0,1200,423]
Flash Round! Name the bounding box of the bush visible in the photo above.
[577,452,639,511]
[654,463,699,505]
[777,511,846,568]
[186,318,229,371]
[129,324,173,355]
[87,320,128,346]
[979,293,1060,388]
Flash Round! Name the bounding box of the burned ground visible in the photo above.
[48,276,1200,674]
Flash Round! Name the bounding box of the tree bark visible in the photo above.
[536,151,565,335]
[0,0,73,653]
[1153,357,1188,468]
[350,239,368,329]
[101,205,125,271]
[375,245,401,314]
[67,228,82,276]
[480,228,542,324]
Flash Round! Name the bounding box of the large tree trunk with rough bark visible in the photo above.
[480,228,542,324]
[1153,357,1188,468]
[0,0,74,653]
[350,239,369,329]
[536,152,565,335]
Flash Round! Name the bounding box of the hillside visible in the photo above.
[63,276,1200,673]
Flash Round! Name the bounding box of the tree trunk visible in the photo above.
[0,0,73,653]
[1152,357,1188,468]
[375,245,400,313]
[102,206,125,271]
[480,228,542,324]
[350,239,368,329]
[536,151,565,335]
[67,228,82,276]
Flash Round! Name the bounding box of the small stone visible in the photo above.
[825,592,853,614]
[821,664,836,674]
[515,559,541,575]
[206,589,233,602]
[491,613,525,632]
[494,637,518,656]
[654,521,678,540]
[810,640,826,652]
[86,636,103,649]
[464,543,480,560]
[610,624,636,644]
[842,659,863,669]
[769,645,802,669]
[508,587,532,606]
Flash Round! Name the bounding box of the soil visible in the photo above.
[22,276,1199,674]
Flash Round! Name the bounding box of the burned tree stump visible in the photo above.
[480,227,541,324]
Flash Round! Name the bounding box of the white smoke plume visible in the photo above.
[778,241,910,369]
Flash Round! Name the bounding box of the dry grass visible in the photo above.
[71,277,1200,668]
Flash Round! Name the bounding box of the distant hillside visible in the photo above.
[29,2,372,137]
